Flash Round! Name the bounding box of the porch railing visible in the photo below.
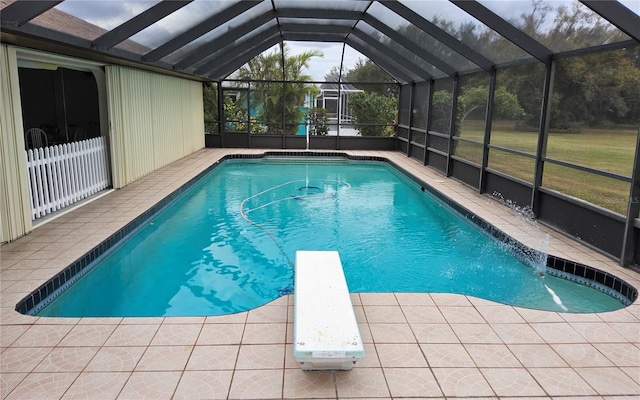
[25,137,111,220]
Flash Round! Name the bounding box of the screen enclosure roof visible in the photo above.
[1,0,639,84]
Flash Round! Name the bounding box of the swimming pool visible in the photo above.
[20,155,636,317]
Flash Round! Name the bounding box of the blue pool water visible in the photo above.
[38,158,626,317]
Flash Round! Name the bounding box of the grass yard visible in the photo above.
[454,120,637,215]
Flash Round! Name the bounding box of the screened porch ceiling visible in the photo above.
[1,0,639,84]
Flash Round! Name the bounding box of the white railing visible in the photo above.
[25,137,111,220]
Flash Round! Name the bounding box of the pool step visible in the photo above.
[293,250,365,371]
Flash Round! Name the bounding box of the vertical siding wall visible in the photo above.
[106,66,204,188]
[0,45,32,243]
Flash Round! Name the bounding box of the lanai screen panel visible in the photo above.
[191,19,280,77]
[2,0,638,84]
[366,2,478,75]
[53,0,161,35]
[274,0,369,13]
[355,22,445,79]
[159,1,273,66]
[347,35,418,84]
[280,18,355,26]
[399,0,533,65]
[341,45,393,81]
[479,0,633,53]
[122,0,245,51]
[618,0,640,17]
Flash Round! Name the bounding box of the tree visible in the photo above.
[235,45,322,135]
[323,59,399,135]
[459,86,524,126]
[495,62,547,130]
[223,96,265,134]
[429,85,524,135]
[418,0,640,130]
[343,59,398,98]
[431,90,454,134]
[502,0,640,130]
[348,91,397,137]
[552,49,640,128]
[326,59,399,97]
[203,84,218,133]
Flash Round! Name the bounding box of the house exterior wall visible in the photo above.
[0,45,32,243]
[106,65,205,188]
[0,47,205,243]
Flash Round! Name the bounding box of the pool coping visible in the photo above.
[15,151,638,316]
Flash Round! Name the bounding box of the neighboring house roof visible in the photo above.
[1,0,150,55]
[320,77,362,93]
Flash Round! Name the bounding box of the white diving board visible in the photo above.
[293,251,365,370]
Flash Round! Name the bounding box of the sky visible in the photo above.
[278,41,366,81]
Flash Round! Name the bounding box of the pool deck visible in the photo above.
[1,148,639,399]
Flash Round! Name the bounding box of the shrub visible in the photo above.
[348,92,397,137]
[307,108,329,135]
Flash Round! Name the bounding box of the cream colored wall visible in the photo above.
[0,49,205,243]
[0,45,32,243]
[106,65,205,188]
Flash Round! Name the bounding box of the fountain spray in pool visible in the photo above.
[493,193,569,310]
[492,192,550,274]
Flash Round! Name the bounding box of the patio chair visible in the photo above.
[25,128,48,149]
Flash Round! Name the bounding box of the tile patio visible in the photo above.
[1,148,639,399]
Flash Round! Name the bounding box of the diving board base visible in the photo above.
[297,353,358,371]
[293,251,365,371]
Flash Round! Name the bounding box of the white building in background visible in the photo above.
[315,78,362,136]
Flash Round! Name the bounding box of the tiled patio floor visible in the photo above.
[1,148,639,399]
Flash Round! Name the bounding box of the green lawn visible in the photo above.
[454,120,637,215]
